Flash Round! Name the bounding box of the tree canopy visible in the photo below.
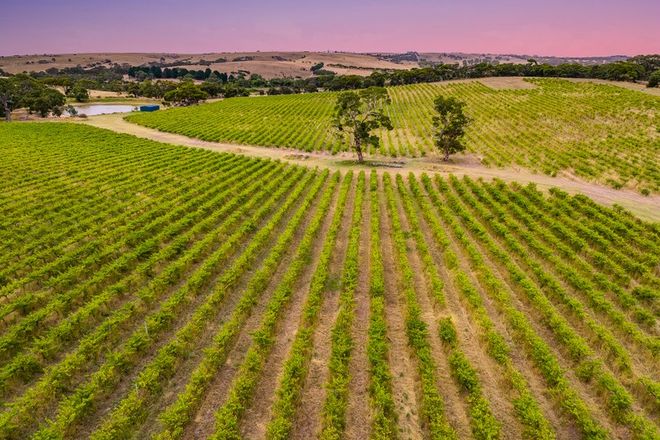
[0,74,66,121]
[162,81,209,106]
[432,95,470,161]
[68,84,90,102]
[332,86,393,162]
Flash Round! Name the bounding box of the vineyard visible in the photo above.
[0,122,658,439]
[126,78,660,193]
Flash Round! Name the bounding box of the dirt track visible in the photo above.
[80,113,659,222]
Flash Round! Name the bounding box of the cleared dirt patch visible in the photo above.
[478,77,537,90]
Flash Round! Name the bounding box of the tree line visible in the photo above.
[123,54,660,94]
[15,54,660,95]
[1,55,658,119]
[0,75,66,121]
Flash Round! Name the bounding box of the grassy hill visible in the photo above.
[126,78,660,193]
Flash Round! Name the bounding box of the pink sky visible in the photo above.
[1,0,658,56]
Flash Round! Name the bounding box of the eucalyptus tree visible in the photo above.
[432,95,470,161]
[333,86,393,163]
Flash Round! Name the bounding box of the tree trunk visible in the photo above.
[443,147,450,161]
[355,138,364,163]
[1,98,10,122]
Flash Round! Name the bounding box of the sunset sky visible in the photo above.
[2,0,659,56]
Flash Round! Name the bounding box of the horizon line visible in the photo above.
[0,49,646,59]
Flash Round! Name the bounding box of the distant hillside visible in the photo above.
[0,52,411,78]
[0,51,633,79]
[374,51,629,66]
